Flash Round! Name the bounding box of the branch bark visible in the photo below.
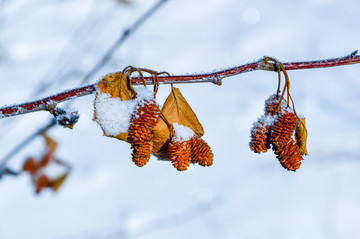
[1,51,360,119]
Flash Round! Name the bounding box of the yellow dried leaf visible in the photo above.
[152,86,204,153]
[41,133,57,154]
[295,118,308,155]
[96,72,136,101]
[50,172,69,192]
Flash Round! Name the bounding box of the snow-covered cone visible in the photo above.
[275,139,303,171]
[190,136,214,167]
[265,94,283,116]
[129,99,160,167]
[167,139,192,171]
[249,122,271,154]
[270,111,297,151]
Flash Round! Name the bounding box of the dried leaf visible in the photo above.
[50,172,69,192]
[94,72,136,143]
[97,72,136,101]
[152,86,204,153]
[39,152,53,168]
[295,118,308,155]
[35,175,51,194]
[41,133,57,154]
[23,157,37,174]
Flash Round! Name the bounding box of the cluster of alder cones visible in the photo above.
[94,69,213,171]
[127,95,213,171]
[249,94,308,171]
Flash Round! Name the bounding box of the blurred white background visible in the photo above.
[0,0,360,238]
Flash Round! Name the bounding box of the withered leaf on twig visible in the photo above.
[96,72,136,100]
[295,117,308,155]
[152,86,204,154]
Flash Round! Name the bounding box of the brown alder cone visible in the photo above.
[249,122,271,153]
[270,111,297,151]
[167,139,192,171]
[190,136,213,167]
[129,99,160,167]
[275,139,303,171]
[265,94,282,116]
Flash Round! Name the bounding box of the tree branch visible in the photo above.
[1,51,360,119]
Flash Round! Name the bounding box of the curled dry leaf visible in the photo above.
[23,157,37,175]
[295,117,308,155]
[42,133,57,154]
[152,86,204,154]
[50,172,70,192]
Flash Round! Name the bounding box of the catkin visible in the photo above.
[275,139,303,171]
[250,122,271,153]
[167,139,192,171]
[190,136,214,167]
[129,99,160,167]
[270,111,297,151]
[265,94,282,116]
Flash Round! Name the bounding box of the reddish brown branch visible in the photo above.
[1,52,360,118]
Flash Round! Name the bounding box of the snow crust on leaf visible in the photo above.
[94,86,155,137]
[172,123,195,142]
[94,92,138,136]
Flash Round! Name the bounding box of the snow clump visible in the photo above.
[94,86,155,137]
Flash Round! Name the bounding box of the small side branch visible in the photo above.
[1,52,360,119]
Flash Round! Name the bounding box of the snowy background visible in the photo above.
[1,0,360,238]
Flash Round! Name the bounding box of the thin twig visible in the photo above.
[1,51,360,119]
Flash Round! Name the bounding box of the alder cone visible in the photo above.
[129,99,160,167]
[249,123,271,154]
[190,136,213,167]
[275,139,303,171]
[167,139,191,171]
[270,111,297,151]
[265,94,281,116]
